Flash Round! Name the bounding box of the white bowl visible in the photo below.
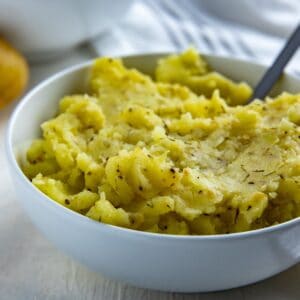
[0,0,133,60]
[6,53,300,293]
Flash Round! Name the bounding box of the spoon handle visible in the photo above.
[249,24,300,103]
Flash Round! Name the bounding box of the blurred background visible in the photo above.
[0,0,299,104]
[0,0,299,299]
[1,0,300,86]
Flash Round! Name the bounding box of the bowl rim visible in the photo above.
[6,52,300,241]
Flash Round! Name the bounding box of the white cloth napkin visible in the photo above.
[91,0,300,76]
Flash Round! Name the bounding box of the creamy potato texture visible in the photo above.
[23,49,300,235]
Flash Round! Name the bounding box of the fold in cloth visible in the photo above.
[91,0,300,76]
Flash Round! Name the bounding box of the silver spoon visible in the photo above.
[249,24,300,103]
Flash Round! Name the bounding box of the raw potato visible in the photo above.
[22,49,300,235]
[0,37,29,109]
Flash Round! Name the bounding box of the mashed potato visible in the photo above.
[23,49,300,235]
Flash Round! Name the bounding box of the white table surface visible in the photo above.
[1,45,300,300]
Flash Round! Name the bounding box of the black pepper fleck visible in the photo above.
[234,209,240,223]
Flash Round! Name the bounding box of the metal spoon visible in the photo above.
[249,24,300,103]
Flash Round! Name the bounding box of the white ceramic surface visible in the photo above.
[6,54,300,293]
[0,0,133,59]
